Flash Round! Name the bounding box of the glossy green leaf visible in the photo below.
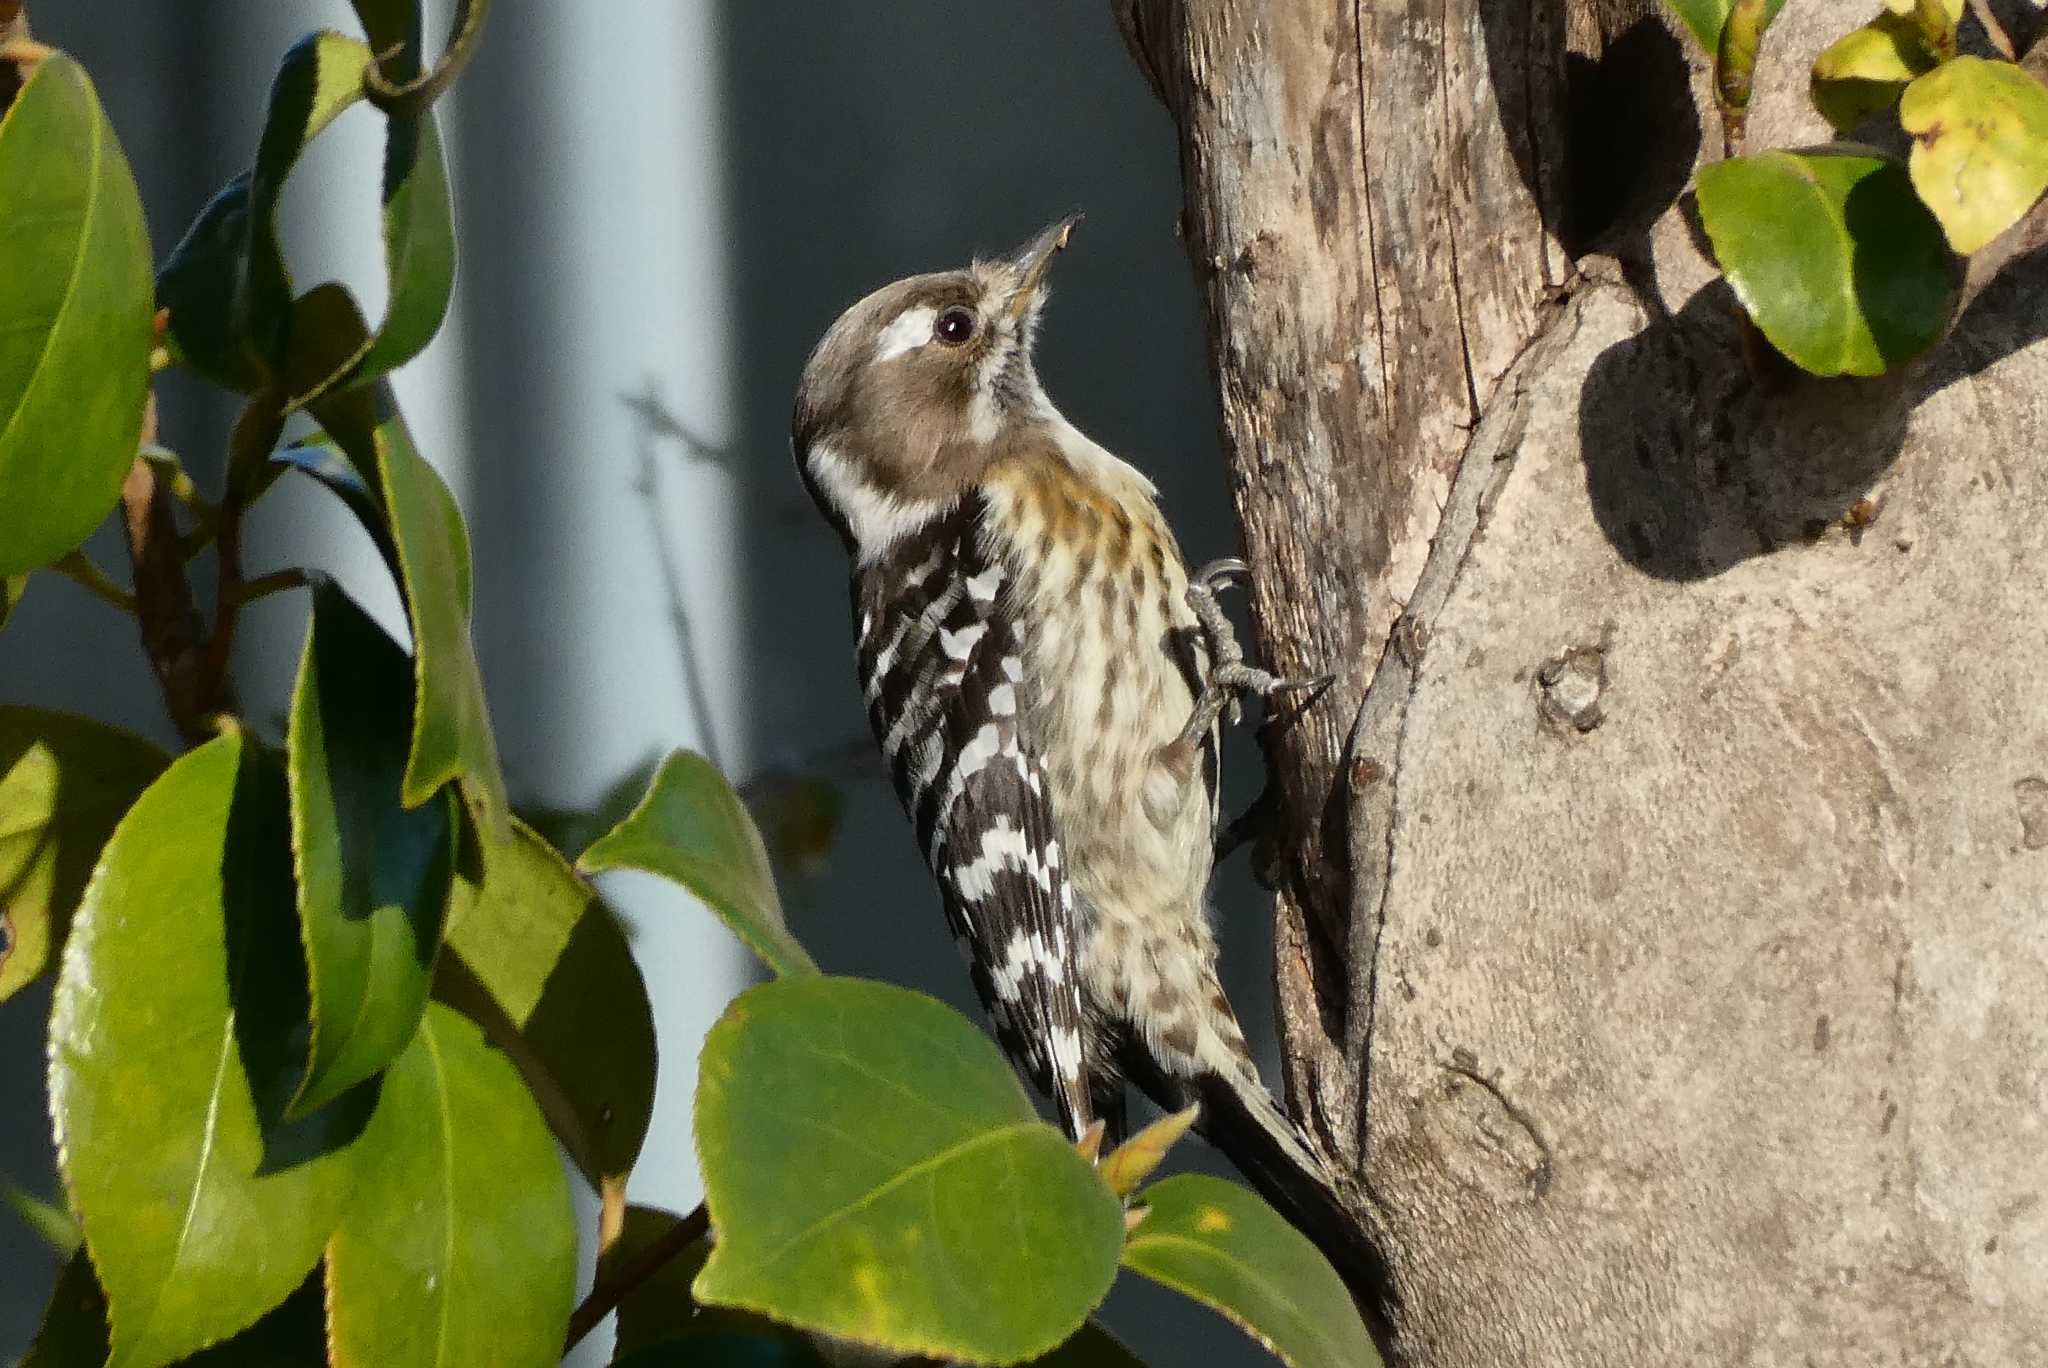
[0,705,167,1002]
[156,32,370,392]
[25,1253,330,1368]
[49,735,364,1368]
[1122,1174,1377,1368]
[1696,148,1954,376]
[1811,14,1940,133]
[1660,0,1784,56]
[287,582,455,1115]
[0,53,153,578]
[444,818,657,1182]
[325,1001,575,1368]
[303,381,508,845]
[1900,56,2048,254]
[335,112,454,394]
[693,977,1123,1364]
[157,27,455,404]
[580,750,817,979]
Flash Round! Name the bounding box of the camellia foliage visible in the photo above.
[1677,0,2048,376]
[0,5,1376,1367]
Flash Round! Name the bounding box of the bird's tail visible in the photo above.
[1190,1071,1393,1323]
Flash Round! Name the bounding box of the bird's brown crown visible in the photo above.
[792,218,1079,560]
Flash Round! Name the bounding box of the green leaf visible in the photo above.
[26,1253,331,1368]
[286,582,456,1115]
[5,1182,81,1255]
[336,111,455,394]
[1121,1175,1378,1368]
[0,52,153,578]
[156,32,370,393]
[1660,0,1784,57]
[48,734,365,1368]
[444,819,657,1182]
[156,28,455,404]
[303,382,508,846]
[0,706,168,1003]
[693,977,1123,1364]
[325,1001,576,1368]
[2,574,24,631]
[579,750,817,979]
[1696,148,1954,376]
[1900,56,2048,254]
[1811,14,1940,133]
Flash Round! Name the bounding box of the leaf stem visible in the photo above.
[224,567,309,606]
[50,552,139,615]
[194,396,286,714]
[1969,0,2016,58]
[562,1202,710,1352]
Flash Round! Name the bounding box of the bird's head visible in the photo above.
[793,215,1080,560]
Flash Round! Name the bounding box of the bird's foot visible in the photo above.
[1171,558,1331,755]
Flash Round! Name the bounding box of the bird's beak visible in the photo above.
[1005,214,1082,323]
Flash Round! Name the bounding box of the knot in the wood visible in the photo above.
[1537,646,1608,734]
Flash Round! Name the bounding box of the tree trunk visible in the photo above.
[1116,0,2048,1362]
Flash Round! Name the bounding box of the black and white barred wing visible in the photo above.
[856,507,1093,1138]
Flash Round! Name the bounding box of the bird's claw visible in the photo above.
[1171,565,1331,755]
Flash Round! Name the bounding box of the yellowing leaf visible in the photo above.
[1901,56,2048,254]
[693,977,1122,1364]
[1122,1175,1379,1368]
[0,707,167,1002]
[1810,14,1939,132]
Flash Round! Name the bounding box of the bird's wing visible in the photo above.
[856,501,1094,1138]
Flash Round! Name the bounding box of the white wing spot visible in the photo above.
[939,622,987,660]
[965,565,1004,601]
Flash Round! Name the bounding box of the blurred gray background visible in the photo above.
[2,4,1283,1363]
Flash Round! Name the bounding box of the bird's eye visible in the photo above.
[934,307,977,347]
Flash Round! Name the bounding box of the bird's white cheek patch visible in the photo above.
[875,305,938,362]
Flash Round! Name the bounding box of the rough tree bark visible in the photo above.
[1116,1,2048,1363]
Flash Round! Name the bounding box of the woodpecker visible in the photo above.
[792,217,1367,1282]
